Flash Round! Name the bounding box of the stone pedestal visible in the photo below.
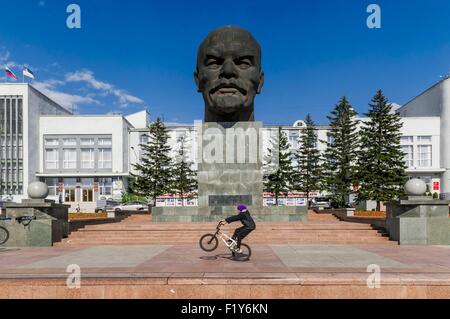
[197,121,263,208]
[0,199,70,247]
[386,196,450,245]
[153,121,307,222]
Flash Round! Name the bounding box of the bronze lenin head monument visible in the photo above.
[194,26,264,122]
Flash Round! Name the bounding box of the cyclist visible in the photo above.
[220,204,256,253]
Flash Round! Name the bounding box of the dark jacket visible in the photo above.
[225,211,256,230]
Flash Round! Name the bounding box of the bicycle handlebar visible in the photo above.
[216,221,226,229]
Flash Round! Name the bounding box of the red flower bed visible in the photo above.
[354,211,386,218]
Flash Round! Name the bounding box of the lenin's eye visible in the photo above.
[235,57,253,69]
[205,56,222,68]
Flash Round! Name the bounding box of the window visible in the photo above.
[140,134,148,145]
[80,138,95,146]
[45,149,59,169]
[99,177,113,195]
[81,148,94,169]
[417,136,432,143]
[63,178,76,203]
[269,129,278,138]
[98,148,112,169]
[83,189,94,202]
[64,189,76,202]
[98,138,112,146]
[289,133,298,149]
[81,178,94,202]
[45,138,59,146]
[45,178,58,196]
[417,145,432,167]
[81,178,94,187]
[400,136,414,144]
[63,178,77,187]
[63,149,77,169]
[63,138,77,146]
[401,145,413,168]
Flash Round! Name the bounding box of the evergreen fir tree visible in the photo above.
[322,96,359,207]
[263,126,295,206]
[130,117,173,205]
[293,114,323,207]
[171,133,198,206]
[356,90,407,211]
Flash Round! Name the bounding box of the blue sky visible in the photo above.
[1,0,449,125]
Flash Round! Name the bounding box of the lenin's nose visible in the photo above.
[220,59,237,79]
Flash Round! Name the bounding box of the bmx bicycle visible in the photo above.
[199,221,252,261]
[0,216,36,245]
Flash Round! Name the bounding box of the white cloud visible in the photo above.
[2,50,145,110]
[0,50,10,64]
[65,69,144,107]
[33,80,100,113]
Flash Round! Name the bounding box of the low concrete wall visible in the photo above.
[152,206,308,222]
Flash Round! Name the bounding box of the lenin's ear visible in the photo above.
[257,71,264,94]
[194,69,201,93]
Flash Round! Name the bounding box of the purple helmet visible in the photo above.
[237,204,247,212]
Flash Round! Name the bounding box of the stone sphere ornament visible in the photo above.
[404,178,427,196]
[27,181,49,199]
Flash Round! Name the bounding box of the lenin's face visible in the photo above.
[195,27,264,117]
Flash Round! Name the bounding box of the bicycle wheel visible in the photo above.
[0,226,9,245]
[199,234,218,252]
[232,243,251,261]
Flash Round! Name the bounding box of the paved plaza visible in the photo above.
[1,243,450,298]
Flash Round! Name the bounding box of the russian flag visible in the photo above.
[5,66,17,80]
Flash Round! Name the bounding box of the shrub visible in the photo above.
[121,192,147,204]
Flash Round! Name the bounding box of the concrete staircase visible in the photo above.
[56,211,395,246]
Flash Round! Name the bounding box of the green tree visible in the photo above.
[293,114,323,207]
[130,117,173,205]
[322,96,359,208]
[171,133,198,206]
[263,126,295,206]
[356,90,407,211]
[121,192,146,204]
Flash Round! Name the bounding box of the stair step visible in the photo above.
[60,212,392,247]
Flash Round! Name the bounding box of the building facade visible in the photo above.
[0,84,71,199]
[1,78,449,211]
[397,77,450,198]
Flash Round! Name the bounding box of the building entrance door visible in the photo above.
[64,188,76,202]
[82,188,94,202]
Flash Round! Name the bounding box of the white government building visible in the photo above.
[0,78,448,211]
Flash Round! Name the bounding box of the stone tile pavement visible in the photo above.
[1,244,450,298]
